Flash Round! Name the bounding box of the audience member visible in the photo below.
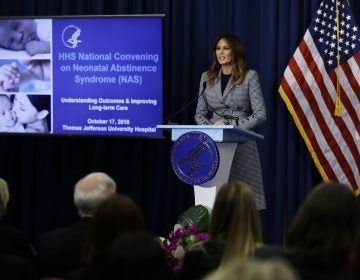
[205,258,298,280]
[0,178,36,279]
[81,193,146,264]
[65,193,165,279]
[0,253,38,280]
[35,172,116,279]
[284,181,360,280]
[180,181,280,280]
[350,228,360,280]
[78,231,175,280]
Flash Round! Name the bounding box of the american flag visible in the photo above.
[279,0,360,191]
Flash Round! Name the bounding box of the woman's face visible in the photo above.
[12,94,38,124]
[215,38,233,66]
[0,20,37,51]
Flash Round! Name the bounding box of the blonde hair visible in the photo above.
[206,259,298,280]
[210,181,262,267]
[0,178,10,220]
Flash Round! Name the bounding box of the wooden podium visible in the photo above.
[157,125,264,208]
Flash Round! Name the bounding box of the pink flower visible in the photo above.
[161,223,209,273]
[195,232,209,241]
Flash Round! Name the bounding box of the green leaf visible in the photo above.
[177,204,210,231]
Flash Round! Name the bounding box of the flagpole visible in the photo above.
[335,0,342,116]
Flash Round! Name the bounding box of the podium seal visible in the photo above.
[171,131,219,185]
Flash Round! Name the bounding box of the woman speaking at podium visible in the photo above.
[194,33,266,210]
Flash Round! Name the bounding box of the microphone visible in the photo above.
[163,81,207,124]
[205,98,240,125]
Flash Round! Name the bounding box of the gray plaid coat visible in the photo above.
[194,70,267,210]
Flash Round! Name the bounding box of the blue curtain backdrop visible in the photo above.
[0,0,359,244]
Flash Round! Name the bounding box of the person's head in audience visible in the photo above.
[286,181,360,268]
[83,193,146,263]
[74,172,117,218]
[0,178,10,221]
[84,231,175,280]
[205,258,298,280]
[211,181,262,266]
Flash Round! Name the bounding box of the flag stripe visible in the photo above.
[279,78,337,181]
[352,52,360,95]
[328,70,359,128]
[342,54,360,103]
[281,63,339,180]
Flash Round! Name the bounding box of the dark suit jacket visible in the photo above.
[0,253,37,280]
[0,223,36,280]
[35,217,91,278]
[0,222,35,259]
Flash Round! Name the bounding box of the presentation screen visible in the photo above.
[0,15,164,137]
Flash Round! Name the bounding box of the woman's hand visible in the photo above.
[213,120,226,125]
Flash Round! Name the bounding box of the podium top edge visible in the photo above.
[156,124,264,140]
[157,125,233,129]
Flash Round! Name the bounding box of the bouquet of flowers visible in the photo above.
[161,205,210,272]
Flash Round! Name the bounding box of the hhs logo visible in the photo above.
[171,131,219,186]
[62,25,82,49]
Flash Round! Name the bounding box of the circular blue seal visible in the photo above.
[171,131,219,185]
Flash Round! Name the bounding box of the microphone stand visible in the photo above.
[163,81,207,124]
